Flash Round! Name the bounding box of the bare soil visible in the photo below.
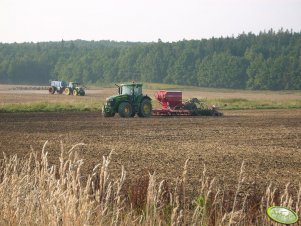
[0,84,301,204]
[0,109,300,201]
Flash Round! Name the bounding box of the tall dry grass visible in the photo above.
[0,141,300,226]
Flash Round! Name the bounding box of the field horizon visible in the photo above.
[0,83,301,113]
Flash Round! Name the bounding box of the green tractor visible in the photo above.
[102,83,152,118]
[64,82,85,96]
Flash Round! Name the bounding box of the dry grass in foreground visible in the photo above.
[0,142,300,226]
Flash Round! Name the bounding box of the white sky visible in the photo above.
[1,0,301,43]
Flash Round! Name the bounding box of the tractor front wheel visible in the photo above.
[118,102,132,118]
[73,89,78,96]
[138,99,152,117]
[64,87,71,95]
[103,111,115,117]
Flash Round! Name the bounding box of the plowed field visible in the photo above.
[0,109,300,200]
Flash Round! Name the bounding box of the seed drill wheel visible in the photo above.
[48,86,55,94]
[138,99,152,117]
[118,102,132,118]
[73,89,78,96]
[64,87,71,95]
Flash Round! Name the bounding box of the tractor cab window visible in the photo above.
[121,86,132,95]
[134,86,142,95]
[120,85,142,95]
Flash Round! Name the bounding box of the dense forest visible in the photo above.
[0,29,300,90]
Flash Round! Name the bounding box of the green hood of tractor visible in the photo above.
[105,94,132,108]
[106,94,129,101]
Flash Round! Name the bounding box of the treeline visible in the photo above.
[0,29,300,90]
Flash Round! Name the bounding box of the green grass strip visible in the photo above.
[207,98,301,110]
[0,102,102,113]
[0,98,300,113]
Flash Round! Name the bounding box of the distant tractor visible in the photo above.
[49,81,85,96]
[102,83,152,117]
[64,82,85,96]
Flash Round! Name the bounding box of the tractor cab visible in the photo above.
[117,83,142,96]
[69,82,79,89]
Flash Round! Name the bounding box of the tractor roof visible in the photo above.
[120,83,143,86]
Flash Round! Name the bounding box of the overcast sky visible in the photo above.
[1,0,301,43]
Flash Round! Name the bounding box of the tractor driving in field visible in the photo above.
[49,81,85,96]
[64,82,85,96]
[102,83,152,117]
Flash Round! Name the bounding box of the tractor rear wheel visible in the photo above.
[64,87,71,95]
[138,99,152,117]
[118,102,132,118]
[49,86,55,94]
[73,89,78,96]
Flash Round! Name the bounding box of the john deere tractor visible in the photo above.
[102,83,152,118]
[64,82,85,96]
